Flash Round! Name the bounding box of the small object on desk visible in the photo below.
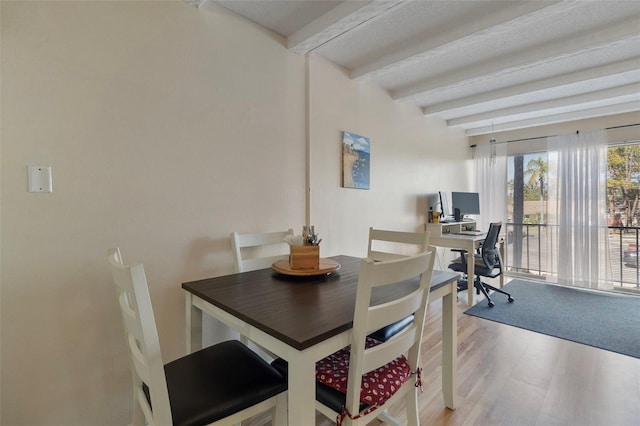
[432,209,440,224]
[286,226,323,269]
[284,234,304,246]
[289,245,320,269]
[454,207,462,222]
[302,225,321,246]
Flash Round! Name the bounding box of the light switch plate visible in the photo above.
[28,166,53,193]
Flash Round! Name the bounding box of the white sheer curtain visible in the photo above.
[547,129,611,289]
[474,141,508,230]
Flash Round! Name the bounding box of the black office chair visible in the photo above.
[448,222,514,307]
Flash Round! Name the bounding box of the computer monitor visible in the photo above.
[451,191,480,221]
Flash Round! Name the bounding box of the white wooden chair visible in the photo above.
[230,229,293,273]
[315,250,435,425]
[367,228,431,342]
[108,248,287,426]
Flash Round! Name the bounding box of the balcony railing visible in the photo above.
[502,223,640,293]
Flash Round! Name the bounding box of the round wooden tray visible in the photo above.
[271,258,341,276]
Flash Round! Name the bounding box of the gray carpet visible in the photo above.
[464,280,640,359]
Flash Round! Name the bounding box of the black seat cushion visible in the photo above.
[449,256,499,278]
[145,340,287,426]
[271,357,369,415]
[367,314,414,342]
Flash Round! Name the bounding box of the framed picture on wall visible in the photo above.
[342,131,370,190]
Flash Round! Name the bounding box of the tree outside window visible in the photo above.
[608,145,640,229]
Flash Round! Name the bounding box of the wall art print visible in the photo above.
[342,131,370,190]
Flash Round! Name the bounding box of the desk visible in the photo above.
[183,255,458,425]
[426,222,504,306]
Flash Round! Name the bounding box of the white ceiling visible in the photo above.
[197,0,640,136]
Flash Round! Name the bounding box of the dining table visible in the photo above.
[182,255,458,425]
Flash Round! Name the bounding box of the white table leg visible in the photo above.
[287,352,317,425]
[499,240,505,287]
[441,282,457,409]
[185,293,202,354]
[466,242,475,306]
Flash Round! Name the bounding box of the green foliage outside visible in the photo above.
[507,154,548,224]
[608,145,640,227]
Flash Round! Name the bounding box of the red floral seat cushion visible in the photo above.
[315,337,411,407]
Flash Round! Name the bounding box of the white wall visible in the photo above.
[1,2,306,424]
[1,2,469,424]
[307,55,470,258]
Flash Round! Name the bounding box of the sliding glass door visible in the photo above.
[501,136,639,294]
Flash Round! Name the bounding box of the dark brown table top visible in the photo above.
[182,255,457,351]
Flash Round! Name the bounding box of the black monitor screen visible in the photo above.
[451,192,480,216]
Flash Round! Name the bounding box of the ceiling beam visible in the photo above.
[287,0,407,55]
[352,0,572,80]
[393,15,640,103]
[447,83,640,127]
[464,102,640,136]
[422,58,640,116]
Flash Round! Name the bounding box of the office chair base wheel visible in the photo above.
[508,296,514,302]
[487,300,495,307]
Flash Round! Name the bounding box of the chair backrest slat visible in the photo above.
[367,228,430,262]
[118,292,143,339]
[362,326,418,373]
[240,255,288,272]
[366,288,426,333]
[368,253,433,288]
[128,334,151,384]
[231,229,293,272]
